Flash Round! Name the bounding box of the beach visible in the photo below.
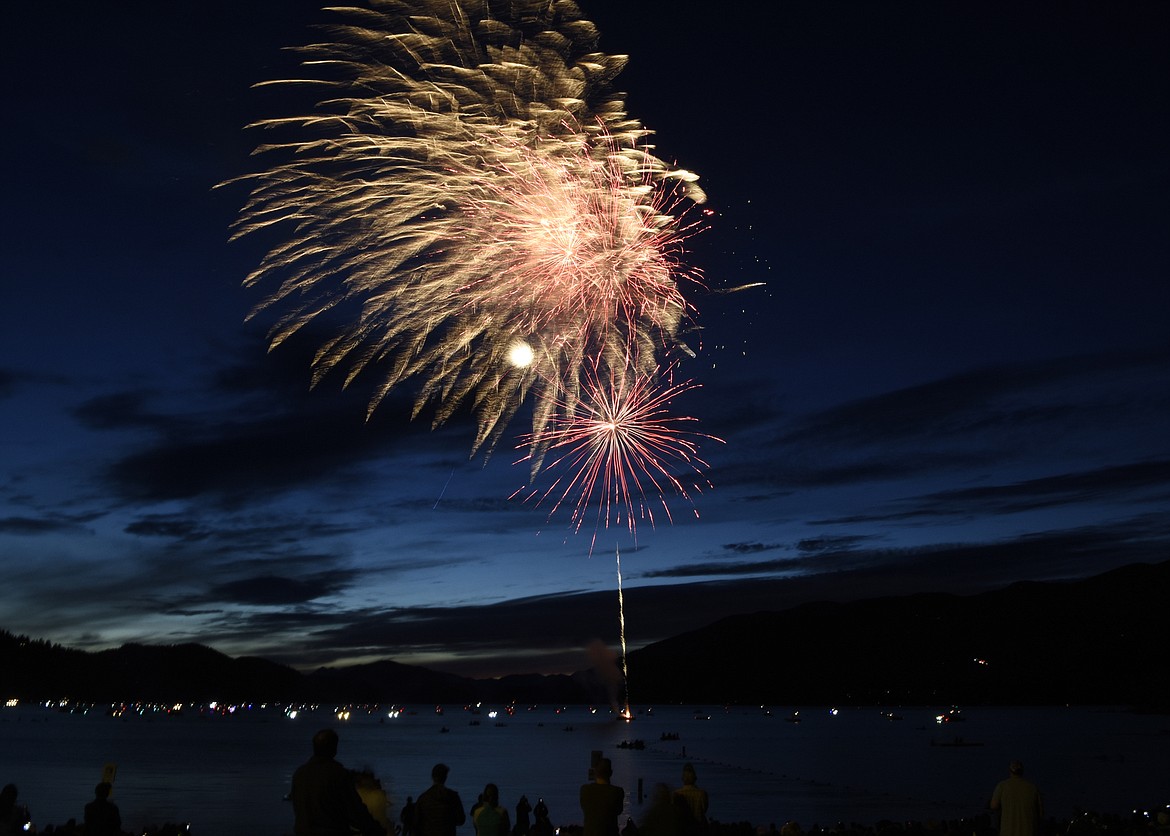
[1,703,1166,835]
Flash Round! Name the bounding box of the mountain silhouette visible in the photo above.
[625,560,1169,707]
[3,560,1166,708]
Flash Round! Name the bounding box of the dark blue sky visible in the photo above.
[2,1,1167,678]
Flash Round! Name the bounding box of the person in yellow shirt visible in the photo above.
[673,764,709,834]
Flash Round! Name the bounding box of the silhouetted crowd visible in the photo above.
[3,733,1167,836]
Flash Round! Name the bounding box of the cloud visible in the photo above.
[0,515,84,535]
[73,391,180,432]
[643,557,803,579]
[395,496,522,515]
[67,333,491,512]
[201,515,1170,675]
[721,541,785,555]
[705,349,1170,514]
[204,573,353,606]
[122,513,363,553]
[781,350,1170,450]
[0,367,73,401]
[817,460,1170,525]
[918,460,1170,514]
[640,534,874,580]
[123,517,208,540]
[105,410,411,505]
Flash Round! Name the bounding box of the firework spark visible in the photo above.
[616,545,632,719]
[512,359,722,549]
[225,0,706,458]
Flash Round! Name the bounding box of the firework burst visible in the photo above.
[226,0,706,458]
[512,359,723,549]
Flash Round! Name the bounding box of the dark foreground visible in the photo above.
[20,807,1170,836]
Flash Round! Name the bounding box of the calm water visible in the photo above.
[1,703,1166,835]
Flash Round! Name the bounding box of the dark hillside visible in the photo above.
[4,560,1167,707]
[625,561,1170,707]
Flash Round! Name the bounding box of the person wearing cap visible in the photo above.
[990,760,1043,836]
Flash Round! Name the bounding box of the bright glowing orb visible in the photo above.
[508,341,535,368]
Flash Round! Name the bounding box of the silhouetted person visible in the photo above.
[531,809,554,836]
[290,729,387,836]
[514,794,531,836]
[84,782,122,836]
[672,764,708,834]
[416,763,466,836]
[990,760,1043,836]
[0,784,30,836]
[533,799,548,823]
[402,796,418,836]
[473,783,511,836]
[580,757,624,836]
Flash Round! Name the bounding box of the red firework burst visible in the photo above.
[513,360,722,548]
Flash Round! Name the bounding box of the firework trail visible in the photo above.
[616,544,632,718]
[226,0,707,459]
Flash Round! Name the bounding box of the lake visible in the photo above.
[1,702,1166,835]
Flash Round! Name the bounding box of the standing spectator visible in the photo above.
[990,760,1044,836]
[514,795,532,836]
[290,729,387,836]
[531,815,554,836]
[530,800,553,836]
[0,784,31,836]
[402,795,418,836]
[673,764,708,834]
[84,782,122,836]
[416,764,466,836]
[473,784,511,836]
[580,758,624,836]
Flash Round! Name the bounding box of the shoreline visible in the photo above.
[5,705,1166,836]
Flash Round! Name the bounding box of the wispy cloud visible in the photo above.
[780,350,1170,451]
[0,515,91,535]
[817,461,1170,525]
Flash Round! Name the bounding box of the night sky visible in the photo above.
[2,1,1167,679]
